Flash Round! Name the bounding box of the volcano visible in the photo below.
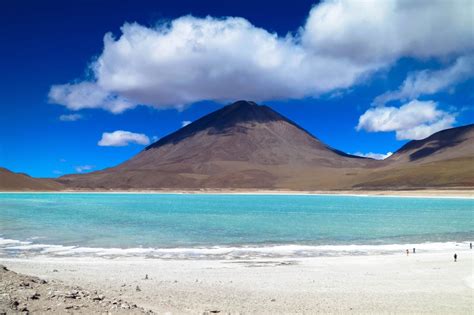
[59,100,375,189]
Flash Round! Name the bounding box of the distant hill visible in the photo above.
[353,124,474,189]
[0,167,64,191]
[3,102,473,191]
[388,124,474,164]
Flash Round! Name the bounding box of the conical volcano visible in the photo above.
[59,101,374,189]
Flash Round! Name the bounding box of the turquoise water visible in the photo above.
[0,193,472,258]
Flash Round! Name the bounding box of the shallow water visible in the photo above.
[0,193,472,258]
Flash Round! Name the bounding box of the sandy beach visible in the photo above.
[2,247,473,314]
[2,189,474,198]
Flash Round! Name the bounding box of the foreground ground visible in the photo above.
[1,248,472,314]
[0,265,153,314]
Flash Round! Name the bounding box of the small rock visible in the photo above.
[64,290,79,299]
[271,299,276,302]
[18,304,28,312]
[30,291,41,300]
[145,274,149,280]
[53,269,58,272]
[65,305,74,309]
[136,285,141,292]
[10,300,19,308]
[121,303,130,309]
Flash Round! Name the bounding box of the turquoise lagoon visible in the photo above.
[0,193,472,258]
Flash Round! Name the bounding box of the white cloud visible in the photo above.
[181,120,192,127]
[353,152,393,160]
[374,55,474,105]
[75,165,94,173]
[303,0,473,63]
[98,130,150,147]
[49,82,135,114]
[59,113,83,121]
[48,1,473,113]
[357,100,456,140]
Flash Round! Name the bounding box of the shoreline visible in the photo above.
[1,239,472,260]
[1,188,473,198]
[2,248,473,314]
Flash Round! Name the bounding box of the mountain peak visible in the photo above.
[146,100,301,150]
[230,100,258,107]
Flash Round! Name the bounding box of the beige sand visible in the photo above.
[2,189,474,198]
[2,248,473,314]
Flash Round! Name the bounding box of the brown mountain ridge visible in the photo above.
[2,101,473,191]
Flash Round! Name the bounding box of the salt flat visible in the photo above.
[2,248,472,314]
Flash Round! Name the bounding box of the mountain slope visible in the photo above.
[0,167,63,191]
[353,124,474,189]
[59,101,375,189]
[387,124,474,164]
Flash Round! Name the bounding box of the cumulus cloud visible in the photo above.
[303,0,473,63]
[75,165,94,173]
[374,55,474,105]
[49,82,135,114]
[59,113,83,121]
[181,120,192,127]
[356,100,456,140]
[48,0,473,113]
[98,130,150,147]
[353,152,393,160]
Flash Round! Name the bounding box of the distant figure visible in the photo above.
[413,248,416,254]
[406,249,409,256]
[470,243,472,249]
[454,253,457,262]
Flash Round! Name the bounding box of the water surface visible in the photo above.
[0,193,472,258]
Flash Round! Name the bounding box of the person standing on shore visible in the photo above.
[454,253,457,262]
[413,248,416,254]
[470,243,472,249]
[406,249,409,256]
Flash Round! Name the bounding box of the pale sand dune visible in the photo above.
[2,248,473,314]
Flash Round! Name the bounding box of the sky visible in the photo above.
[1,0,473,177]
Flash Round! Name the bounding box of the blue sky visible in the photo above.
[1,0,473,177]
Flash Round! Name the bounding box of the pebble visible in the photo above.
[121,303,130,309]
[92,295,104,301]
[30,291,41,300]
